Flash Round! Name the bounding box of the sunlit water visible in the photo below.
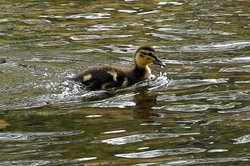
[0,0,250,165]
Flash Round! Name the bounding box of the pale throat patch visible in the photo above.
[144,66,151,79]
[83,74,92,82]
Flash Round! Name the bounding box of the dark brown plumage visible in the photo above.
[71,46,165,90]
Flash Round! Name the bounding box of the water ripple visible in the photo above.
[103,44,136,54]
[220,65,250,73]
[208,149,228,153]
[199,13,233,17]
[231,56,250,62]
[116,148,206,158]
[138,10,161,15]
[147,33,184,41]
[35,41,70,47]
[0,157,97,166]
[233,134,250,144]
[118,9,137,13]
[70,34,133,40]
[141,74,170,91]
[158,2,183,6]
[102,130,126,134]
[67,13,111,19]
[0,131,83,142]
[157,27,235,36]
[103,8,115,11]
[165,104,219,112]
[157,90,245,103]
[219,106,250,114]
[86,23,121,32]
[100,133,199,145]
[0,18,9,23]
[73,48,108,53]
[180,41,250,52]
[22,19,51,24]
[41,13,111,19]
[133,157,250,166]
[85,93,136,108]
[166,78,228,89]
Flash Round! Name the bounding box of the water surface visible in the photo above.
[0,0,250,165]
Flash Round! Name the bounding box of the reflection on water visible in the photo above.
[0,0,250,165]
[132,89,158,119]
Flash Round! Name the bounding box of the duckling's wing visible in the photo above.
[72,67,128,90]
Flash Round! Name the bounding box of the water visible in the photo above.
[0,0,250,165]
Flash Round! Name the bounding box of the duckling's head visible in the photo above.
[134,46,166,68]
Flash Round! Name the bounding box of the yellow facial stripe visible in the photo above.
[140,49,154,54]
[140,50,155,57]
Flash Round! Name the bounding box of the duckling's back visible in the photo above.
[72,67,130,90]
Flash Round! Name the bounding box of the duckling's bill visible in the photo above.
[154,57,166,67]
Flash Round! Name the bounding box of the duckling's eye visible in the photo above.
[140,54,144,57]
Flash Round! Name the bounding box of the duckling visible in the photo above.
[71,46,166,90]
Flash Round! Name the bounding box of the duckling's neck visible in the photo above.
[135,64,151,78]
[127,64,151,85]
